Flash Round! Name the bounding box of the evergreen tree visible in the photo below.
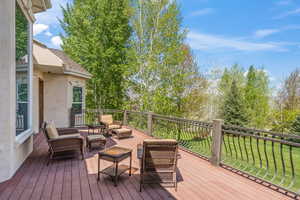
[60,0,132,109]
[223,81,249,126]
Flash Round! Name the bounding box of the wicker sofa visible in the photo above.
[42,122,85,165]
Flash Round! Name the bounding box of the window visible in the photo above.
[72,87,83,112]
[16,4,30,135]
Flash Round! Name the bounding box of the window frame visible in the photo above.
[72,86,83,113]
[15,1,33,143]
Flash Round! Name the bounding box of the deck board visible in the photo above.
[0,129,291,200]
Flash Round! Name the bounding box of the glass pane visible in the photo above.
[16,4,29,135]
[72,103,82,113]
[73,87,82,103]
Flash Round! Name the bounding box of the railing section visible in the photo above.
[70,108,123,127]
[152,114,213,158]
[126,111,148,132]
[221,124,300,193]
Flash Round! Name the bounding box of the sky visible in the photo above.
[34,0,300,88]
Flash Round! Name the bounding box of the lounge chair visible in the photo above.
[99,114,122,133]
[42,122,85,165]
[139,139,179,192]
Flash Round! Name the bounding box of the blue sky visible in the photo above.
[34,0,300,88]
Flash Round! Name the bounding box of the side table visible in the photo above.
[97,146,132,186]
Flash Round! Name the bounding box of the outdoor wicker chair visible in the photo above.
[139,139,179,192]
[99,114,122,133]
[42,122,85,165]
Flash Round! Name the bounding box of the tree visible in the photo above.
[291,115,300,133]
[222,81,249,126]
[129,0,202,116]
[290,114,300,142]
[60,0,132,109]
[278,69,300,111]
[218,64,245,118]
[244,66,270,128]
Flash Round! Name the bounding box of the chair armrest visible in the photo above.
[114,120,123,126]
[49,137,84,150]
[137,143,143,159]
[57,128,79,135]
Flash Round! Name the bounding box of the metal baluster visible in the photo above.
[287,145,295,189]
[249,136,256,173]
[262,137,269,179]
[237,134,244,165]
[270,138,278,182]
[243,136,249,170]
[279,142,286,186]
[232,133,240,167]
[255,134,263,176]
[222,132,228,163]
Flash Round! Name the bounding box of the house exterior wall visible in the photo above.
[42,73,87,128]
[32,69,44,133]
[0,0,35,183]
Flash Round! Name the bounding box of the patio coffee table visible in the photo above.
[97,146,132,186]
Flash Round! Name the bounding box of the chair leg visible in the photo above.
[140,175,143,192]
[81,149,84,160]
[47,152,53,166]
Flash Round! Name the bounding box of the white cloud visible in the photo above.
[274,8,300,19]
[187,31,286,52]
[33,24,49,36]
[253,25,300,38]
[51,36,63,47]
[276,0,293,6]
[34,0,71,25]
[189,8,214,17]
[45,31,53,36]
[254,29,280,38]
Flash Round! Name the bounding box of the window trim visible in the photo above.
[15,2,33,143]
[72,86,83,109]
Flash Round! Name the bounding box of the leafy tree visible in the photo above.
[278,69,300,111]
[222,81,249,126]
[60,0,132,109]
[129,0,204,116]
[270,109,299,132]
[291,115,300,133]
[244,66,270,128]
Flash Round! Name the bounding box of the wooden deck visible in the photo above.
[0,129,292,200]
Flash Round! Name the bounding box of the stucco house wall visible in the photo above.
[32,40,91,130]
[0,0,51,183]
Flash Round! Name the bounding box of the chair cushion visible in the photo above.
[143,139,178,145]
[113,128,131,134]
[46,122,59,139]
[87,135,106,141]
[108,124,121,129]
[100,115,113,125]
[58,133,82,139]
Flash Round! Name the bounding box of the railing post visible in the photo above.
[123,110,128,125]
[147,112,153,136]
[210,119,223,166]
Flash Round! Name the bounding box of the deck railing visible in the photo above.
[69,108,300,197]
